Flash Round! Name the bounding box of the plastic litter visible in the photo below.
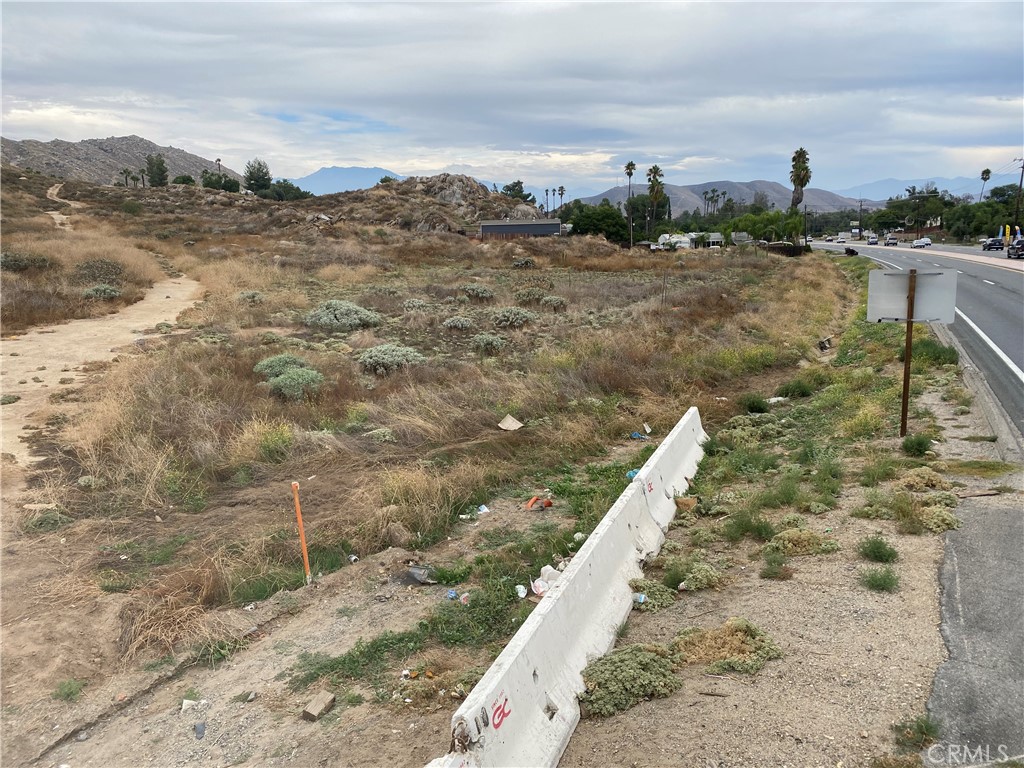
[446,589,459,600]
[539,565,561,585]
[573,532,587,542]
[498,414,524,431]
[530,579,549,597]
[643,423,652,434]
[478,504,490,514]
[626,469,640,480]
[632,592,647,606]
[348,554,359,564]
[194,722,206,740]
[408,565,437,584]
[459,593,470,605]
[515,585,528,599]
[629,431,650,441]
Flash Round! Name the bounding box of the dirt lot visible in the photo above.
[2,176,1021,768]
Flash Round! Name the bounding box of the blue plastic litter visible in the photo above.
[446,589,459,600]
[629,432,649,441]
[626,469,640,480]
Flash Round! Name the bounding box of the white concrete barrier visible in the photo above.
[427,408,707,768]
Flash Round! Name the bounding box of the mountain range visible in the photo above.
[1,134,996,213]
[0,135,242,185]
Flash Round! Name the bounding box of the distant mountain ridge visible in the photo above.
[580,180,885,214]
[0,135,240,185]
[286,166,406,195]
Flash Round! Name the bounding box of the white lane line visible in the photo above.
[955,308,1024,383]
[983,279,995,285]
[957,270,964,274]
[932,263,941,267]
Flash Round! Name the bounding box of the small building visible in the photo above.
[479,219,561,241]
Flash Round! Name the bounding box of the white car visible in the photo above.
[911,239,928,248]
[836,237,846,243]
[867,235,878,245]
[920,237,932,246]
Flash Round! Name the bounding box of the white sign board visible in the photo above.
[867,270,957,323]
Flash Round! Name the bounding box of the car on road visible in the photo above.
[836,236,846,243]
[824,236,834,242]
[982,237,1004,251]
[867,235,878,245]
[920,237,932,246]
[884,235,899,246]
[911,239,929,248]
[1007,238,1024,259]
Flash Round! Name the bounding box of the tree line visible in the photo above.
[116,155,313,200]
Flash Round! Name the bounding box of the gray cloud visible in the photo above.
[2,1,1021,197]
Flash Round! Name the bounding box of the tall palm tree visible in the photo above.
[545,189,550,214]
[702,189,710,217]
[979,168,991,201]
[121,167,132,187]
[558,185,565,210]
[624,161,636,246]
[130,174,140,188]
[646,165,664,236]
[215,158,222,174]
[138,167,147,188]
[789,147,811,210]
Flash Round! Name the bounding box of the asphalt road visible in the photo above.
[816,240,1024,766]
[816,242,1024,435]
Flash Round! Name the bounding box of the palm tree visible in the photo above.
[789,147,811,210]
[624,161,636,246]
[130,174,140,188]
[702,189,711,217]
[558,185,565,211]
[709,187,720,216]
[646,165,664,236]
[545,189,550,214]
[979,168,991,201]
[215,158,222,174]
[138,167,147,188]
[121,167,132,187]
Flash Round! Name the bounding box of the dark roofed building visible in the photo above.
[479,219,561,240]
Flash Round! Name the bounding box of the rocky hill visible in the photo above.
[581,179,884,213]
[0,135,241,186]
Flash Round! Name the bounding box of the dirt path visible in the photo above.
[44,182,83,229]
[1,275,201,470]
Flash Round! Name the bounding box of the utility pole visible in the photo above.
[858,199,864,240]
[1014,158,1024,232]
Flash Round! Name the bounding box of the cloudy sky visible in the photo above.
[2,1,1022,198]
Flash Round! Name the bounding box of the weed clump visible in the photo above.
[470,332,506,356]
[253,353,311,379]
[628,578,676,612]
[759,549,793,580]
[82,284,121,300]
[660,554,722,591]
[901,434,932,457]
[763,528,839,557]
[578,644,681,718]
[892,714,940,750]
[52,678,88,702]
[268,368,324,401]
[358,344,427,375]
[492,307,538,329]
[671,617,782,674]
[461,284,494,302]
[540,295,568,312]
[736,393,770,414]
[857,535,899,563]
[441,315,474,332]
[860,566,899,592]
[900,467,952,491]
[305,300,382,332]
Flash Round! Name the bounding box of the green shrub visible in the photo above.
[461,284,495,301]
[52,679,87,702]
[304,300,382,332]
[357,344,427,375]
[172,174,196,185]
[72,259,125,285]
[901,434,932,457]
[860,566,899,592]
[736,393,770,414]
[471,332,506,356]
[578,644,681,717]
[121,200,143,215]
[898,338,958,366]
[857,535,899,563]
[442,315,474,331]
[259,423,294,462]
[513,287,545,305]
[628,578,677,612]
[540,295,568,312]
[402,298,429,312]
[759,549,793,580]
[253,354,310,379]
[267,368,325,401]
[238,290,265,305]
[892,714,941,750]
[0,251,51,272]
[775,378,814,398]
[493,307,538,329]
[82,284,121,300]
